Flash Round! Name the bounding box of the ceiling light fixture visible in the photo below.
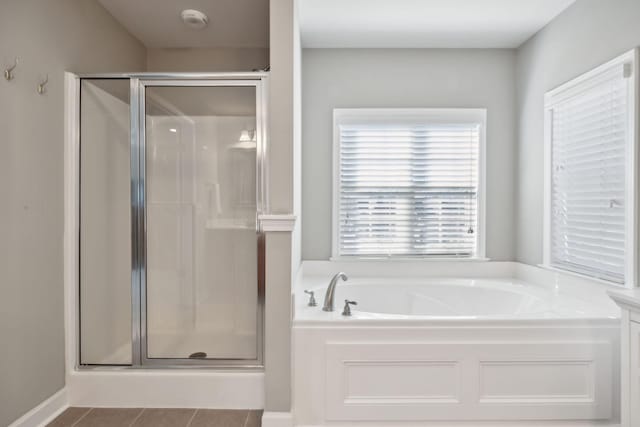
[181,9,209,30]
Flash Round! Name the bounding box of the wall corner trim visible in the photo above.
[8,388,68,427]
[259,214,297,232]
[261,411,294,427]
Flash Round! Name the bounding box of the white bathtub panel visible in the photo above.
[326,342,468,420]
[473,342,612,419]
[342,361,460,404]
[324,341,611,421]
[294,325,619,425]
[478,361,593,403]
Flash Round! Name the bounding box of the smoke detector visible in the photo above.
[181,9,209,30]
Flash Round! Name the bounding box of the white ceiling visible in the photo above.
[98,0,269,48]
[298,0,576,48]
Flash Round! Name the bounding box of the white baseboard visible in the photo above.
[8,388,68,427]
[262,411,294,427]
[295,423,620,427]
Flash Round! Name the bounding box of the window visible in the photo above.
[332,109,486,259]
[544,49,638,285]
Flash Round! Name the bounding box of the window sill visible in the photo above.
[329,256,491,262]
[537,264,628,288]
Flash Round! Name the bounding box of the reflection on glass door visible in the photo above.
[79,79,132,365]
[143,84,260,362]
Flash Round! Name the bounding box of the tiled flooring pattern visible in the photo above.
[47,408,262,427]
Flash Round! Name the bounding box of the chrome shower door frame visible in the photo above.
[74,72,268,369]
[131,75,267,368]
[133,76,268,368]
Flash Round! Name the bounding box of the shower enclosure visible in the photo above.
[72,73,267,368]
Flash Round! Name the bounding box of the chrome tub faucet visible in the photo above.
[323,272,348,312]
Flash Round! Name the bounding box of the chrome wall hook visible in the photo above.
[4,57,18,81]
[37,74,49,95]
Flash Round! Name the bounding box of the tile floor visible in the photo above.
[47,408,262,427]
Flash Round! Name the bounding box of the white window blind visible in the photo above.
[335,110,483,258]
[546,57,634,284]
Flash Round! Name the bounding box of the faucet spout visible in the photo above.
[323,272,348,312]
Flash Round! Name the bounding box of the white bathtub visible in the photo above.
[293,262,620,426]
[298,277,618,321]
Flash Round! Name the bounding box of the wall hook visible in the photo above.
[37,74,49,95]
[4,57,18,81]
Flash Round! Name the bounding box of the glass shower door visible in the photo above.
[141,82,263,364]
[79,79,133,365]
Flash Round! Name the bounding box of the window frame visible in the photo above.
[331,108,487,261]
[542,48,639,287]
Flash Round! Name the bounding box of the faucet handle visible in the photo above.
[304,290,317,307]
[342,299,357,316]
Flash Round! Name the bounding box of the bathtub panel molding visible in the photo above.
[293,325,619,425]
[477,360,595,403]
[325,343,466,420]
[338,360,462,405]
[322,340,611,421]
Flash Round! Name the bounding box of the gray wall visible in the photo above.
[301,48,517,261]
[0,1,145,425]
[515,0,640,265]
[264,0,295,413]
[146,47,269,72]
